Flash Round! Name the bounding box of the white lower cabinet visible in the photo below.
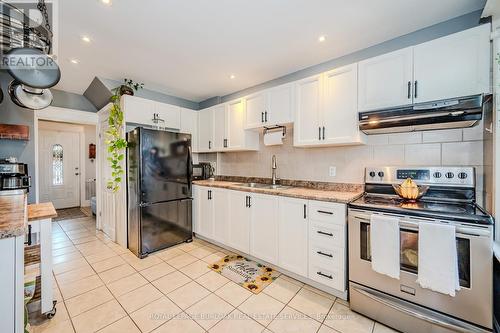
[196,186,214,239]
[278,197,309,276]
[213,188,230,244]
[249,193,279,265]
[227,190,251,253]
[193,186,347,294]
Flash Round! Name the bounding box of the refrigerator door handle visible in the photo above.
[139,202,152,208]
[187,145,193,191]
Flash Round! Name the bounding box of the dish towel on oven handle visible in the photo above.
[370,214,400,279]
[417,222,460,297]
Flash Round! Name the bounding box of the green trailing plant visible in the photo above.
[105,79,144,192]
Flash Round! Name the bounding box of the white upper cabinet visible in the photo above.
[180,108,198,152]
[322,64,365,145]
[197,107,214,152]
[358,24,491,111]
[294,69,365,147]
[294,75,322,146]
[413,24,491,103]
[197,100,259,152]
[358,47,414,111]
[245,83,294,129]
[213,104,226,151]
[121,95,181,130]
[155,102,181,130]
[245,92,267,128]
[122,95,155,125]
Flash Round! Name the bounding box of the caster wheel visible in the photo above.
[46,308,56,319]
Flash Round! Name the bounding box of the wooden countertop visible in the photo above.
[28,202,57,222]
[0,192,57,239]
[0,192,27,239]
[193,180,363,204]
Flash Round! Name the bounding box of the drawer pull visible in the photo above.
[317,271,333,279]
[317,210,333,215]
[316,251,333,258]
[317,230,334,237]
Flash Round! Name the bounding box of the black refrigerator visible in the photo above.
[127,127,193,258]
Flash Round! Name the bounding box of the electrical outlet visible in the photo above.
[329,166,336,177]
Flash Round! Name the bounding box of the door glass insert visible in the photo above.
[359,222,471,288]
[52,144,63,185]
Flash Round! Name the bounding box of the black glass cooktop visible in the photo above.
[349,195,493,225]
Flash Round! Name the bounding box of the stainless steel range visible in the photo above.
[348,166,493,333]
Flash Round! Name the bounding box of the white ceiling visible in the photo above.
[56,0,485,102]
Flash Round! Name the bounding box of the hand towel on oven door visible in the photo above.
[370,214,400,279]
[417,222,460,296]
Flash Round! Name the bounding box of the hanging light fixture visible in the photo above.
[1,0,60,109]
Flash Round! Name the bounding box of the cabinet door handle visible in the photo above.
[245,196,248,207]
[317,271,333,279]
[261,112,264,123]
[317,251,333,258]
[318,127,321,140]
[414,81,418,99]
[407,81,411,99]
[322,126,325,140]
[207,190,210,200]
[265,111,268,122]
[209,141,212,149]
[248,196,252,208]
[303,204,307,219]
[317,230,334,237]
[25,224,32,245]
[317,210,333,215]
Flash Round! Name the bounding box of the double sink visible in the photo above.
[236,182,292,190]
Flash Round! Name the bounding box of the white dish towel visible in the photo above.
[370,214,400,279]
[417,222,460,297]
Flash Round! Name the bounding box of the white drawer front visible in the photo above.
[309,201,346,225]
[309,221,345,248]
[309,263,344,291]
[309,244,344,271]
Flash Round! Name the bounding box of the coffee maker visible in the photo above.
[0,159,30,192]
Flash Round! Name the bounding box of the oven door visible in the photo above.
[348,209,493,330]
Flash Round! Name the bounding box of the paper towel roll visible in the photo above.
[263,131,283,146]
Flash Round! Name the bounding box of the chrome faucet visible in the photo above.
[271,155,279,185]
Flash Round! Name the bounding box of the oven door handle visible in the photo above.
[351,284,489,333]
[354,216,491,237]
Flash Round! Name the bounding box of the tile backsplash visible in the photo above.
[215,123,486,204]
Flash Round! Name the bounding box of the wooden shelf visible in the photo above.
[0,124,29,141]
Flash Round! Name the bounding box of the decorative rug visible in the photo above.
[54,207,87,221]
[209,254,280,294]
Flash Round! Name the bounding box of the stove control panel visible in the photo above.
[365,167,475,187]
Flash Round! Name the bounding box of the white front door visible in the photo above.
[39,129,80,209]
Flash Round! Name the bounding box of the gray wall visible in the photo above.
[100,78,200,110]
[0,72,36,203]
[218,10,485,103]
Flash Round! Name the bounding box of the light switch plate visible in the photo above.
[329,166,336,177]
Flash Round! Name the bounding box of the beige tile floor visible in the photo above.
[29,216,398,333]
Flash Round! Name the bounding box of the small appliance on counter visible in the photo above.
[192,162,214,180]
[0,159,30,192]
[127,127,193,258]
[348,166,493,333]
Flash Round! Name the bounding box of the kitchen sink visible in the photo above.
[237,182,291,190]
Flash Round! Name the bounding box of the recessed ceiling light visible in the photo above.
[81,36,91,43]
[70,59,79,64]
[318,35,327,43]
[101,0,111,5]
[229,74,236,79]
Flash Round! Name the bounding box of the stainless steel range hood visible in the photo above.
[359,94,490,134]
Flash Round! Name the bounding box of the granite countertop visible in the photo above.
[28,202,57,222]
[0,192,27,239]
[193,179,364,204]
